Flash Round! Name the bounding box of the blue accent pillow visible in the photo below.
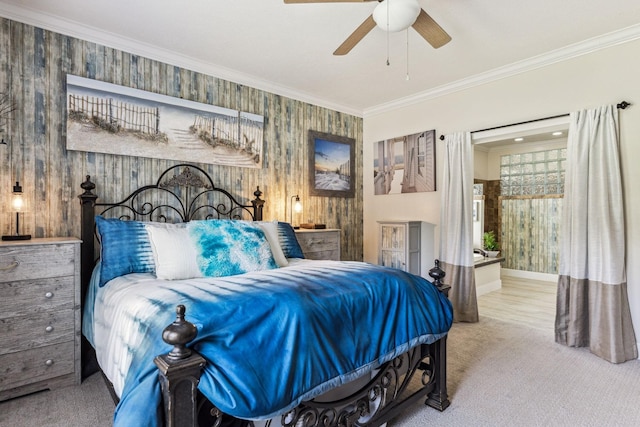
[95,216,155,287]
[188,220,278,277]
[277,221,305,259]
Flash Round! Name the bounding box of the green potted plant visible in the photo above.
[483,231,500,257]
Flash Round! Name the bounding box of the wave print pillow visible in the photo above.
[188,220,278,277]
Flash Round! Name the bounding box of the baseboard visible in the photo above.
[477,279,501,297]
[501,268,558,282]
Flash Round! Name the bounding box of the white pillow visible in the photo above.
[257,221,289,267]
[145,223,202,280]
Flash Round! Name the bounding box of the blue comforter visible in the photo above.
[86,260,453,426]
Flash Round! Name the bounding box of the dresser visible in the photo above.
[378,221,434,278]
[0,237,81,401]
[295,229,341,261]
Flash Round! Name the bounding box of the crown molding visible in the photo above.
[2,2,639,119]
[0,2,363,117]
[363,23,640,118]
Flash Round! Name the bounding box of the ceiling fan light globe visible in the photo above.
[372,0,421,33]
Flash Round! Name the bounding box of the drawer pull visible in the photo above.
[45,359,54,366]
[44,291,54,299]
[45,325,54,333]
[0,261,19,271]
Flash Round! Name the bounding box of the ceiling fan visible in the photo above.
[284,0,451,55]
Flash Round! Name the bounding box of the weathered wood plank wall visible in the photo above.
[0,18,364,260]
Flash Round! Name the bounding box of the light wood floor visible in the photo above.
[477,276,557,332]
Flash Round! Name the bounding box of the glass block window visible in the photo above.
[500,148,566,196]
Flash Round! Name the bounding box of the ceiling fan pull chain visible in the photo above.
[406,28,410,80]
[386,0,390,66]
[386,22,390,65]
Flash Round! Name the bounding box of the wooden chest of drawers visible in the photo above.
[295,229,341,261]
[0,238,81,401]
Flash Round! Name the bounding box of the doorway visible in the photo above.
[472,117,569,326]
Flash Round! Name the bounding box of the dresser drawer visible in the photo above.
[0,341,75,391]
[0,309,75,355]
[0,276,75,318]
[0,242,75,282]
[295,229,341,261]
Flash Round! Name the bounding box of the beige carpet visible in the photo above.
[394,317,640,427]
[1,317,639,427]
[0,370,114,426]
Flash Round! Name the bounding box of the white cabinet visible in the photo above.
[378,221,434,278]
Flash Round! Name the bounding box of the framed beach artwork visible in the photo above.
[373,129,436,195]
[66,75,264,168]
[308,130,355,198]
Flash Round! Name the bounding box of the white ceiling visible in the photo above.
[1,0,640,117]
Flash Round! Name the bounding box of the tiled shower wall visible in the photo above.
[474,179,501,243]
[484,180,501,237]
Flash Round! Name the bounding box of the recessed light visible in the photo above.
[514,137,524,142]
[552,131,563,136]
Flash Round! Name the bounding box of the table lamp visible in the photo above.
[2,181,31,241]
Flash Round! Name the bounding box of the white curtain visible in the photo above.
[440,132,478,322]
[555,104,637,363]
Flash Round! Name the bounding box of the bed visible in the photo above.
[78,163,453,427]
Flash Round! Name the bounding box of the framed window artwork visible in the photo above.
[373,129,436,195]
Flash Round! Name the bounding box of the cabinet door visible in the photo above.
[379,224,407,271]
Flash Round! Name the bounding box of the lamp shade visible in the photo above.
[373,0,421,33]
[10,182,26,212]
[290,195,303,228]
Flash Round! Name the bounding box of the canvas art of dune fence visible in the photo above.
[68,94,160,136]
[66,75,266,168]
[191,113,263,157]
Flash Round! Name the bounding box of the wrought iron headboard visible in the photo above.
[80,164,263,223]
[78,163,264,305]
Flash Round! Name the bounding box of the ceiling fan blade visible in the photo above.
[284,0,376,3]
[412,9,451,49]
[333,14,376,55]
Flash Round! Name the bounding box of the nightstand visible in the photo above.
[0,237,81,401]
[294,229,341,261]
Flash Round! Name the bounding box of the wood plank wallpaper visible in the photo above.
[500,195,562,274]
[0,18,364,260]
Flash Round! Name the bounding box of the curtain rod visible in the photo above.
[438,101,631,140]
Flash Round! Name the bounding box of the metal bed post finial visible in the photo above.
[429,259,450,296]
[154,305,206,427]
[252,186,264,221]
[80,175,96,196]
[162,305,198,360]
